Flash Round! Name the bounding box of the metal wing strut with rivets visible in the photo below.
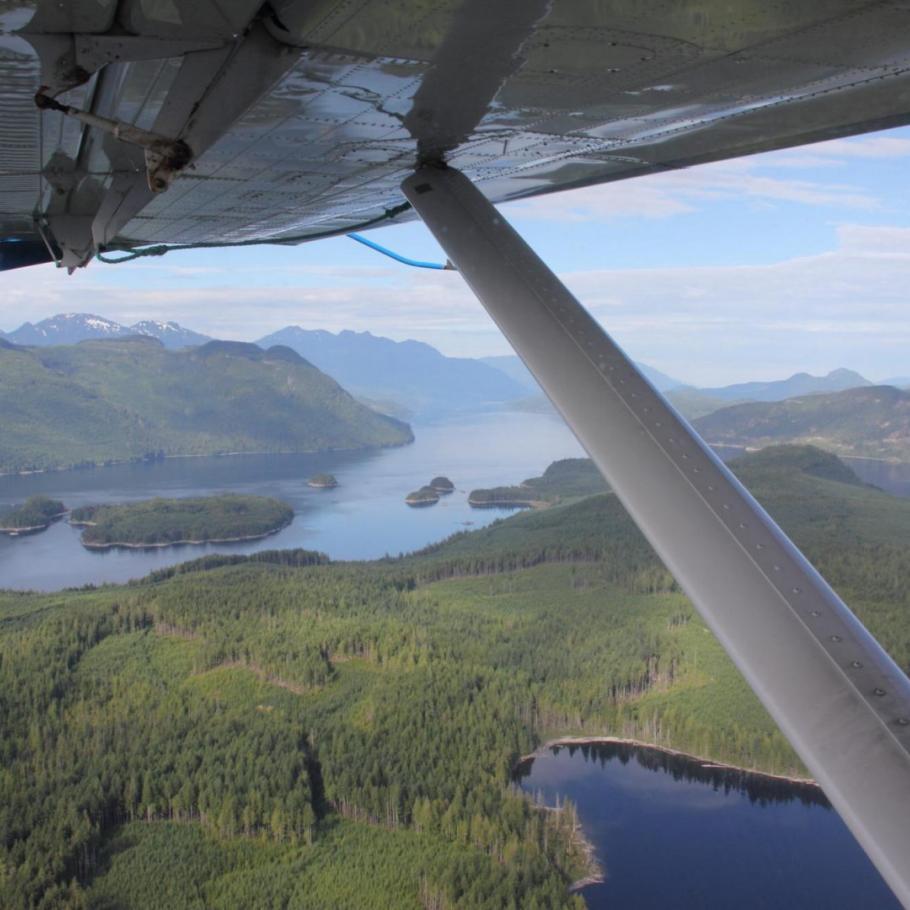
[403,165,910,908]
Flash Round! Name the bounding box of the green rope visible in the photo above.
[96,201,413,264]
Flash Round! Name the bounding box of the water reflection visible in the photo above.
[518,741,898,909]
[517,741,828,809]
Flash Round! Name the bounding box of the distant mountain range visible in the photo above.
[689,368,872,402]
[2,313,211,349]
[256,327,527,419]
[4,313,901,429]
[693,385,910,461]
[0,336,410,474]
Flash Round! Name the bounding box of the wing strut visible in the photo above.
[402,165,910,906]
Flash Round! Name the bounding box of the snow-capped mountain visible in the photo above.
[3,314,210,349]
[131,320,211,348]
[6,314,132,346]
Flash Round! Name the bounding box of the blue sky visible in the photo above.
[5,127,910,385]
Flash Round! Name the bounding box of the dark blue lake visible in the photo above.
[517,742,899,909]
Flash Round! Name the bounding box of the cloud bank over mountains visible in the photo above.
[3,132,910,385]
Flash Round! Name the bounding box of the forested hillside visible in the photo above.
[693,385,910,460]
[2,447,908,908]
[0,338,411,473]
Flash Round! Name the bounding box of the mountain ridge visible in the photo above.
[256,326,528,419]
[689,368,871,402]
[693,385,910,461]
[0,338,411,473]
[3,313,895,419]
[4,313,212,349]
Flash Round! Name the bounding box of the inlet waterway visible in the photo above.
[517,741,899,909]
[3,413,909,592]
[0,411,584,591]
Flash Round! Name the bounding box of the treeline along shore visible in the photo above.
[68,495,294,549]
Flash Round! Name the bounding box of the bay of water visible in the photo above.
[0,411,583,591]
[518,742,899,909]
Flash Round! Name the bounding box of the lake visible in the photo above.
[517,741,899,909]
[0,411,584,591]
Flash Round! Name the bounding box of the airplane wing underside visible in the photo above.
[3,0,910,268]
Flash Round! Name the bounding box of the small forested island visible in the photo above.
[0,495,66,534]
[70,494,293,549]
[307,473,338,489]
[429,476,455,494]
[405,485,440,507]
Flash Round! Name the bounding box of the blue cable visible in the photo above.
[347,232,452,270]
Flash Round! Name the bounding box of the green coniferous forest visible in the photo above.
[0,495,66,531]
[2,446,908,909]
[0,338,412,473]
[70,495,293,548]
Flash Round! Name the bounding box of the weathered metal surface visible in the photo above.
[1,0,910,259]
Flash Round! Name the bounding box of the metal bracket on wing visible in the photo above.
[34,92,192,193]
[25,9,303,269]
[402,164,910,908]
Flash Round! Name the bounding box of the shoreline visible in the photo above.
[518,734,818,788]
[79,519,292,551]
[467,498,544,509]
[518,734,818,895]
[0,511,68,536]
[0,438,414,479]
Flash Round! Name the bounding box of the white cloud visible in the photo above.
[506,130,910,224]
[794,136,910,160]
[505,154,880,223]
[558,223,910,383]
[5,220,910,385]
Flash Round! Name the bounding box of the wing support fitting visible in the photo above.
[34,92,191,193]
[402,165,910,907]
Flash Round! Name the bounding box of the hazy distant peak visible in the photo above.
[4,313,131,346]
[696,367,871,402]
[3,313,211,349]
[256,326,527,418]
[82,334,163,346]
